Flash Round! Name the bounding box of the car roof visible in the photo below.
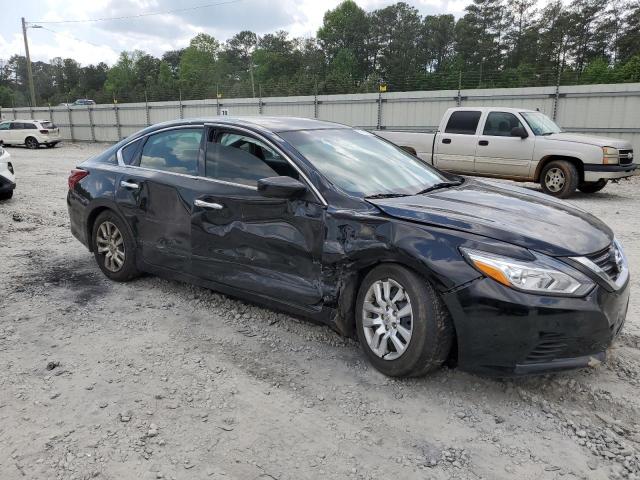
[147,116,350,134]
[449,106,538,114]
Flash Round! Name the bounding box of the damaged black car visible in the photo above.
[67,117,630,377]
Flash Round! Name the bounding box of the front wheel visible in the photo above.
[578,179,607,193]
[540,160,579,198]
[92,211,140,282]
[25,137,39,149]
[355,264,453,377]
[0,190,13,200]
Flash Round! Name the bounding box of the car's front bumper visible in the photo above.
[0,172,16,194]
[584,163,637,181]
[442,276,630,376]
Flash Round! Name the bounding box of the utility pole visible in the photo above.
[21,17,37,108]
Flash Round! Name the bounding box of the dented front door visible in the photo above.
[190,182,325,307]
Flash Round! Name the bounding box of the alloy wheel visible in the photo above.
[96,221,125,272]
[25,138,38,149]
[362,278,413,360]
[545,167,565,193]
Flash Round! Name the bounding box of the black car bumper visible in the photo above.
[0,175,16,194]
[442,277,630,376]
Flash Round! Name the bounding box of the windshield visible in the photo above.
[279,128,448,197]
[520,112,562,135]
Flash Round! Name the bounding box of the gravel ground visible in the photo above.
[1,142,639,480]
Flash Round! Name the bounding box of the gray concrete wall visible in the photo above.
[2,83,639,152]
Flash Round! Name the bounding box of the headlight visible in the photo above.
[602,146,619,165]
[461,248,594,297]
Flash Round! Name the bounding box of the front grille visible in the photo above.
[619,150,633,165]
[585,244,619,281]
[524,332,567,363]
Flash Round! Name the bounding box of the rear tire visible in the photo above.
[25,137,39,149]
[540,160,579,198]
[92,211,140,282]
[355,264,453,377]
[578,179,607,193]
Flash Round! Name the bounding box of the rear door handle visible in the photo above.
[194,199,224,210]
[120,180,139,189]
[478,140,489,146]
[442,138,451,144]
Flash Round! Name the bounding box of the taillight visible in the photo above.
[68,169,89,190]
[39,129,49,134]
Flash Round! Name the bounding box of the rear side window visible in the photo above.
[483,112,525,136]
[22,123,37,129]
[139,128,203,175]
[444,111,481,135]
[120,140,142,165]
[10,123,23,130]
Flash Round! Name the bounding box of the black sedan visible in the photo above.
[67,117,630,377]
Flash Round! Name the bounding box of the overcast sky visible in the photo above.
[0,0,470,66]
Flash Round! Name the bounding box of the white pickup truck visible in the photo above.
[376,107,636,198]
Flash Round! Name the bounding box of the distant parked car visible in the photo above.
[0,143,15,200]
[73,99,96,106]
[0,119,61,149]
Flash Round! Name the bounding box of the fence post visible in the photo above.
[67,106,75,142]
[114,103,122,140]
[48,104,53,123]
[258,85,263,115]
[314,79,319,119]
[144,90,151,126]
[0,106,2,121]
[12,108,16,120]
[178,89,184,119]
[552,65,562,121]
[376,90,383,130]
[88,105,96,142]
[216,85,220,116]
[457,71,462,107]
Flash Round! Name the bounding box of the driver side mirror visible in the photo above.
[511,127,528,139]
[257,176,307,199]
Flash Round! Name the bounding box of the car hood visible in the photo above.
[545,132,632,149]
[368,179,612,257]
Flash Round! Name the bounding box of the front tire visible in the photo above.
[92,211,140,282]
[578,179,607,193]
[540,160,579,198]
[0,190,13,200]
[25,137,39,149]
[355,264,453,377]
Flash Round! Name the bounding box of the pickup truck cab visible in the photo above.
[376,107,636,198]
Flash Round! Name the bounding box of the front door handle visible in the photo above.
[442,138,452,144]
[194,199,224,210]
[120,180,139,189]
[478,140,489,146]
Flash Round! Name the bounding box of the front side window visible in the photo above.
[205,131,298,186]
[520,112,562,136]
[0,122,9,130]
[483,112,525,137]
[444,111,482,135]
[279,128,448,197]
[139,128,203,175]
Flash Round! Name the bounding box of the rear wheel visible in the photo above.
[92,211,140,282]
[25,137,39,149]
[540,160,579,198]
[578,179,607,193]
[356,264,453,377]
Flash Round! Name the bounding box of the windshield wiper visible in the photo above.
[541,131,558,136]
[365,192,412,199]
[415,180,463,195]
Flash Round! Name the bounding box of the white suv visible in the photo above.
[0,144,15,200]
[0,119,61,149]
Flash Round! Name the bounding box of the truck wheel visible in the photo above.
[355,264,453,377]
[540,160,579,198]
[578,179,607,194]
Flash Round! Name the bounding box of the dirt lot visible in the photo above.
[1,142,639,480]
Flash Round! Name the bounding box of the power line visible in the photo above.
[37,26,104,48]
[29,0,244,25]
